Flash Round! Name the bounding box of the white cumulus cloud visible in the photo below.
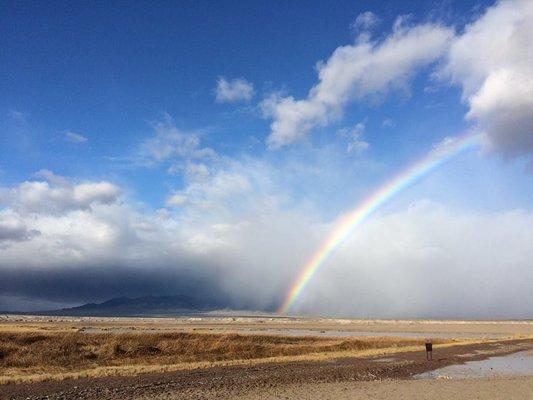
[262,21,454,148]
[0,173,120,215]
[442,0,533,161]
[215,77,255,103]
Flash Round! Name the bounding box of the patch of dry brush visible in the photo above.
[0,331,443,383]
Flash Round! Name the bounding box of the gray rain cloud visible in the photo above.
[1,160,532,317]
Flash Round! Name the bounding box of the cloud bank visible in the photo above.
[1,150,532,317]
[297,201,533,318]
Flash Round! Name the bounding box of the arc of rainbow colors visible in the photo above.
[278,132,482,314]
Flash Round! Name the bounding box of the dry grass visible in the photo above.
[0,331,453,384]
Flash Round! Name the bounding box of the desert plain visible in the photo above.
[0,315,532,399]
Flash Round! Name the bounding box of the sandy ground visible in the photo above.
[232,377,533,400]
[2,316,532,399]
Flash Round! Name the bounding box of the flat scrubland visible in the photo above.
[2,337,532,400]
[0,330,449,384]
[1,315,532,385]
[2,314,533,336]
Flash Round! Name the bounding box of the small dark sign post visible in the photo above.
[425,342,433,360]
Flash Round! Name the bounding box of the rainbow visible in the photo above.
[278,133,481,314]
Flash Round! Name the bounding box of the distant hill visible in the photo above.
[37,295,225,317]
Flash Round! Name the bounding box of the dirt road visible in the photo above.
[1,339,531,399]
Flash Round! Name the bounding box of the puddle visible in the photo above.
[414,350,533,379]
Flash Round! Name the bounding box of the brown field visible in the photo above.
[1,316,532,399]
[0,330,448,384]
[1,315,531,388]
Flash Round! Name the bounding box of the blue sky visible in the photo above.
[0,0,532,316]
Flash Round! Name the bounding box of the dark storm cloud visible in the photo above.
[0,264,236,311]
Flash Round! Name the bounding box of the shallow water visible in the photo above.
[414,350,533,379]
[82,326,508,339]
[237,328,507,340]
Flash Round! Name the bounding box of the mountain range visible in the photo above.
[5,295,226,317]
